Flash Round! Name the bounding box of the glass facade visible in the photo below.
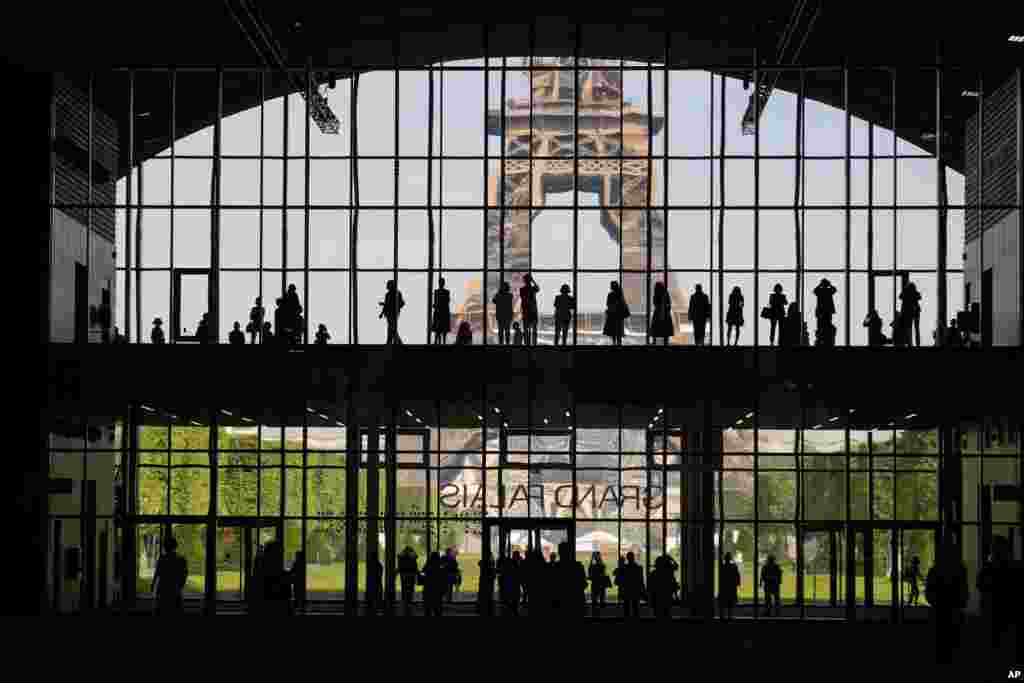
[66,60,983,347]
[46,56,1022,616]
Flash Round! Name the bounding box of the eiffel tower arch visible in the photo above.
[454,58,692,344]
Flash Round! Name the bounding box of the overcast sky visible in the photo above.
[116,60,964,345]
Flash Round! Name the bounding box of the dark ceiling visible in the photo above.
[4,6,1022,176]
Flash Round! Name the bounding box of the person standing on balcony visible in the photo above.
[603,281,629,346]
[899,281,922,347]
[553,284,576,346]
[726,286,744,346]
[687,283,710,346]
[520,273,540,346]
[248,296,265,344]
[649,282,675,346]
[493,281,514,345]
[766,284,788,346]
[432,277,451,345]
[379,280,405,345]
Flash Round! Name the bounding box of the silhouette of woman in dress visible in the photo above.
[432,278,451,345]
[603,281,629,346]
[519,274,540,346]
[649,282,674,345]
[727,286,744,346]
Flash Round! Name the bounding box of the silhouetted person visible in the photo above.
[229,322,245,345]
[781,302,801,348]
[501,551,522,616]
[945,318,963,348]
[379,280,405,345]
[688,284,710,346]
[260,540,293,615]
[421,551,445,616]
[801,321,810,347]
[613,556,626,599]
[478,556,496,615]
[512,322,524,346]
[891,313,907,347]
[976,535,1018,652]
[314,323,330,345]
[813,278,837,347]
[493,281,514,345]
[550,553,558,565]
[603,281,629,346]
[195,313,210,344]
[761,554,782,616]
[151,318,166,345]
[553,284,576,346]
[398,546,419,616]
[649,555,679,619]
[261,321,274,344]
[520,274,540,345]
[442,548,461,603]
[588,552,609,615]
[112,326,128,344]
[554,541,588,616]
[904,555,921,606]
[284,284,302,336]
[249,547,265,613]
[432,277,452,345]
[925,544,968,664]
[900,281,922,347]
[864,309,888,347]
[649,282,674,345]
[455,320,472,345]
[274,298,286,346]
[622,551,645,618]
[291,551,306,612]
[727,286,744,346]
[719,552,741,620]
[248,297,265,344]
[767,284,788,346]
[151,536,187,615]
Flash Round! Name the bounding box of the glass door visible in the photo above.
[216,519,281,610]
[800,525,845,612]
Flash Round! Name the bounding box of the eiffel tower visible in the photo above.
[454,57,692,344]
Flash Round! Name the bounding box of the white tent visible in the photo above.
[575,529,619,553]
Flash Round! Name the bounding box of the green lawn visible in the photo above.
[140,556,914,604]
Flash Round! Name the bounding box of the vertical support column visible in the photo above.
[1017,67,1023,347]
[365,422,379,615]
[124,71,134,341]
[344,417,360,615]
[204,411,219,616]
[702,405,718,620]
[940,423,963,552]
[210,67,223,343]
[844,61,852,345]
[868,122,875,315]
[122,403,138,611]
[83,479,96,611]
[385,411,397,611]
[685,401,717,619]
[936,47,948,339]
